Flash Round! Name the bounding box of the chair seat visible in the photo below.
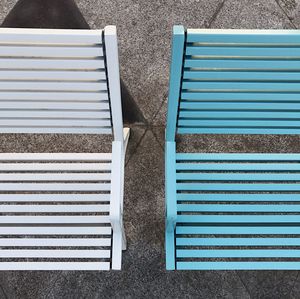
[174,153,300,270]
[0,152,116,271]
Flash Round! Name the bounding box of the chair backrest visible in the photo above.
[0,26,123,141]
[166,26,300,141]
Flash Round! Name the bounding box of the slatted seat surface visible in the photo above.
[0,153,113,270]
[166,27,300,270]
[0,28,111,134]
[175,153,300,270]
[178,29,300,135]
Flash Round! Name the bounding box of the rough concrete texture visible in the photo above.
[0,0,300,298]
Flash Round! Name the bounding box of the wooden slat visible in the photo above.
[0,194,111,202]
[0,153,112,161]
[0,58,104,69]
[0,91,108,101]
[0,183,111,191]
[0,71,106,81]
[0,216,110,223]
[0,226,111,235]
[0,163,111,171]
[0,82,107,92]
[0,28,103,44]
[0,46,103,57]
[0,262,110,271]
[0,250,110,258]
[0,238,111,246]
[0,204,110,213]
[0,173,111,181]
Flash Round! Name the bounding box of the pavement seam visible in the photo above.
[205,0,227,28]
[236,271,253,299]
[149,93,168,125]
[274,0,297,28]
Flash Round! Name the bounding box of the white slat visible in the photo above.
[0,71,106,81]
[0,153,112,161]
[0,204,110,213]
[0,46,103,57]
[0,101,109,109]
[0,28,103,44]
[0,111,111,118]
[0,82,107,92]
[0,91,108,101]
[0,163,111,171]
[0,194,111,202]
[0,216,110,223]
[0,173,111,181]
[0,183,111,191]
[0,128,112,134]
[0,59,105,69]
[0,120,111,127]
[0,226,111,235]
[0,250,110,258]
[0,262,110,271]
[0,238,111,246]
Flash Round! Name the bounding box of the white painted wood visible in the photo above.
[0,91,108,101]
[0,28,103,44]
[0,193,111,202]
[0,153,112,160]
[0,45,103,57]
[0,216,110,223]
[0,71,106,81]
[0,262,110,271]
[0,183,111,191]
[0,173,111,181]
[0,238,111,246]
[0,163,111,171]
[0,82,108,92]
[0,227,111,235]
[0,250,111,258]
[104,26,123,142]
[0,58,104,69]
[0,101,109,109]
[0,204,110,213]
[0,128,112,134]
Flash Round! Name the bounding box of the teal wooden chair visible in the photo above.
[166,26,300,270]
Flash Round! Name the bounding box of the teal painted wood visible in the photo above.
[177,262,300,270]
[165,27,300,270]
[165,26,185,141]
[165,141,176,270]
[176,226,300,234]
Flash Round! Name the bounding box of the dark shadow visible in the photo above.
[1,0,145,124]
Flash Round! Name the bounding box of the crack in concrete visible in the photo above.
[274,0,298,28]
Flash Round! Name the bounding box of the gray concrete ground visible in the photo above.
[0,0,300,298]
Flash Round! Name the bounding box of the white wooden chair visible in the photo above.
[0,26,129,270]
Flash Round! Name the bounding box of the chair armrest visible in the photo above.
[165,141,177,232]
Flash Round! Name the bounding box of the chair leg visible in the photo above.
[123,127,130,152]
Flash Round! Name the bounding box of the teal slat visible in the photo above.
[178,120,300,128]
[179,111,300,119]
[177,215,300,223]
[176,226,300,234]
[182,82,300,92]
[176,237,300,246]
[177,262,300,270]
[177,128,300,134]
[184,59,300,70]
[176,193,300,201]
[176,173,300,181]
[186,30,300,44]
[185,46,300,57]
[176,249,300,258]
[183,71,300,82]
[177,204,300,212]
[166,26,185,141]
[176,163,300,171]
[181,92,300,101]
[176,153,300,160]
